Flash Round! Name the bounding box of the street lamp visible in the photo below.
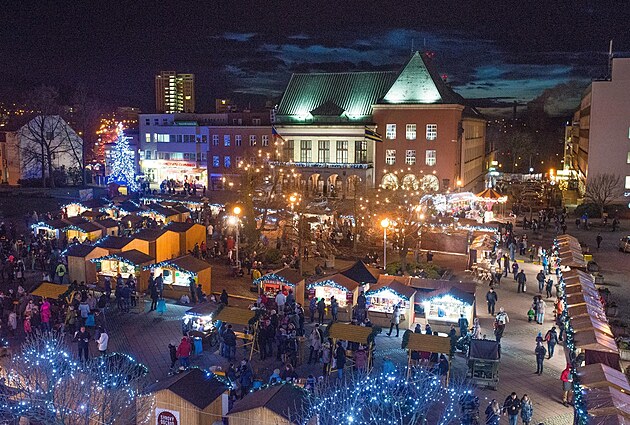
[230,206,242,268]
[380,218,390,270]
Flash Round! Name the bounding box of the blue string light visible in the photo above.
[107,124,139,192]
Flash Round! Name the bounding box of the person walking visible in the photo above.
[387,303,402,337]
[512,262,519,280]
[334,341,346,381]
[330,296,339,322]
[149,279,159,311]
[238,359,254,399]
[307,324,323,364]
[485,399,501,425]
[502,392,521,425]
[96,327,109,356]
[502,255,510,277]
[317,297,326,325]
[486,288,498,315]
[545,278,554,299]
[536,298,546,325]
[520,394,533,425]
[74,325,91,362]
[494,308,509,345]
[309,296,317,323]
[275,290,286,312]
[535,342,546,375]
[596,233,603,251]
[536,270,545,293]
[561,365,574,407]
[458,313,469,336]
[516,270,527,293]
[545,326,559,358]
[220,289,229,306]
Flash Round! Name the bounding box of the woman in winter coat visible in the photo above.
[520,394,534,425]
[40,300,51,332]
[536,298,546,325]
[484,399,501,425]
[354,345,368,372]
[176,336,192,368]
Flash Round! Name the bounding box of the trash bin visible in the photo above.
[194,337,203,354]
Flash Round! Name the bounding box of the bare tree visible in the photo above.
[0,332,152,425]
[585,173,622,216]
[70,85,102,185]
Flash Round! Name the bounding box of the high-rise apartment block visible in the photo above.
[155,71,195,113]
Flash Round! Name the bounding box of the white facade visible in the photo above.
[12,115,83,181]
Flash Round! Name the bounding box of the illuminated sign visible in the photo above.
[156,408,179,425]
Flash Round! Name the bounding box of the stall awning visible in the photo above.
[91,249,155,266]
[254,267,303,287]
[215,307,256,327]
[145,255,211,276]
[405,332,451,353]
[584,386,630,419]
[185,301,223,318]
[328,323,373,345]
[366,277,416,301]
[307,274,358,292]
[416,286,475,305]
[578,363,630,393]
[31,283,70,299]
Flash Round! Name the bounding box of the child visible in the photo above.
[527,307,535,323]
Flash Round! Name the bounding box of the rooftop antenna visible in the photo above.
[411,39,415,55]
[608,39,614,79]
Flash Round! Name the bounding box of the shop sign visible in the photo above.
[156,408,180,425]
[162,161,197,168]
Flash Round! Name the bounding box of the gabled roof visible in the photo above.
[166,221,199,233]
[228,383,310,422]
[95,236,134,249]
[64,243,104,258]
[144,369,228,409]
[339,260,380,284]
[145,203,179,217]
[65,216,88,225]
[104,249,154,265]
[36,219,69,230]
[64,221,102,233]
[94,218,119,229]
[132,228,168,241]
[165,255,211,274]
[381,51,464,105]
[366,276,416,300]
[276,71,398,120]
[170,204,190,214]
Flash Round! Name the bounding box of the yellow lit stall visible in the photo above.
[145,255,212,299]
[91,249,154,291]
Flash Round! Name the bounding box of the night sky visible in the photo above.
[2,1,629,116]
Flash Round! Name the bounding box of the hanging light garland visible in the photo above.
[306,279,350,292]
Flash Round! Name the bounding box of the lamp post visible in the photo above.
[231,206,242,268]
[380,218,389,270]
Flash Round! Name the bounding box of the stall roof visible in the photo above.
[215,307,256,327]
[80,210,107,219]
[571,315,614,338]
[328,323,373,345]
[584,386,630,418]
[416,286,475,305]
[95,236,134,249]
[587,413,630,425]
[405,332,451,353]
[164,255,211,274]
[118,200,145,213]
[64,221,102,233]
[574,329,619,353]
[64,243,103,258]
[339,260,380,284]
[170,204,191,214]
[93,249,154,265]
[146,203,179,217]
[165,221,199,233]
[95,218,119,229]
[578,363,630,393]
[36,219,70,230]
[262,267,303,286]
[120,214,144,224]
[144,368,228,409]
[308,273,360,292]
[367,276,416,300]
[185,301,223,317]
[228,383,310,422]
[132,228,170,241]
[31,283,69,299]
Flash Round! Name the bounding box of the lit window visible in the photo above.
[318,141,330,163]
[235,135,242,146]
[212,135,219,146]
[224,135,231,147]
[262,135,269,146]
[406,124,416,140]
[212,156,220,168]
[249,135,257,146]
[426,124,437,141]
[145,133,151,143]
[224,156,231,168]
[336,141,348,163]
[425,149,436,166]
[386,124,396,140]
[385,149,396,165]
[235,156,243,166]
[626,176,630,189]
[405,149,416,165]
[627,152,630,164]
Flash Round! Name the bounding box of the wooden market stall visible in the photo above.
[170,204,191,222]
[403,332,452,382]
[583,386,630,420]
[227,383,315,425]
[215,307,258,361]
[254,267,305,306]
[80,210,108,221]
[145,255,212,299]
[166,222,207,256]
[415,286,475,334]
[577,363,630,393]
[94,236,135,254]
[365,276,416,329]
[328,322,375,373]
[63,221,104,242]
[126,228,179,262]
[32,219,68,241]
[65,244,108,284]
[119,214,145,234]
[31,282,70,300]
[94,218,120,237]
[91,249,154,291]
[142,368,229,425]
[63,202,89,218]
[307,275,361,322]
[573,329,621,370]
[140,203,180,224]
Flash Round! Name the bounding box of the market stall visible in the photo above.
[327,322,375,373]
[403,332,452,382]
[170,204,191,222]
[63,202,89,218]
[64,221,104,243]
[214,307,258,361]
[307,275,359,322]
[182,301,223,343]
[577,363,630,393]
[126,228,179,262]
[254,268,305,307]
[365,276,416,329]
[91,249,154,290]
[582,386,630,419]
[227,383,313,425]
[65,244,108,284]
[415,286,475,334]
[573,329,621,370]
[468,234,497,270]
[166,222,207,256]
[32,220,68,240]
[94,218,120,237]
[94,235,135,254]
[145,255,211,299]
[139,203,180,224]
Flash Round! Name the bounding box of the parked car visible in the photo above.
[619,236,630,252]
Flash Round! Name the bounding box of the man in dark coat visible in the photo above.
[486,288,498,315]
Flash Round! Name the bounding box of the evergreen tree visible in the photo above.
[107,123,139,191]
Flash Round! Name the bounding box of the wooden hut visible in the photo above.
[64,221,104,242]
[578,363,630,393]
[142,368,229,425]
[65,244,108,284]
[94,236,135,254]
[119,214,145,234]
[254,267,305,306]
[583,386,630,419]
[32,219,68,240]
[414,285,475,334]
[126,228,179,262]
[141,203,180,224]
[170,204,192,222]
[365,276,416,329]
[166,222,207,256]
[80,210,108,221]
[145,255,212,299]
[91,249,154,290]
[63,202,89,218]
[227,383,315,425]
[94,218,120,237]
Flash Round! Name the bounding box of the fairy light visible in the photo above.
[107,123,139,192]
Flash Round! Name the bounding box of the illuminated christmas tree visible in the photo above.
[107,123,139,192]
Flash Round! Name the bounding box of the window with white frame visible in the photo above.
[318,140,330,163]
[235,135,242,146]
[224,135,231,147]
[336,140,348,163]
[425,149,436,166]
[262,135,269,146]
[405,150,416,165]
[249,135,257,146]
[406,124,416,140]
[235,156,243,166]
[212,156,220,167]
[212,135,219,146]
[300,140,312,162]
[386,124,396,139]
[426,124,437,140]
[156,134,169,143]
[385,149,396,165]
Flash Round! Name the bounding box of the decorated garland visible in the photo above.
[306,279,350,292]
